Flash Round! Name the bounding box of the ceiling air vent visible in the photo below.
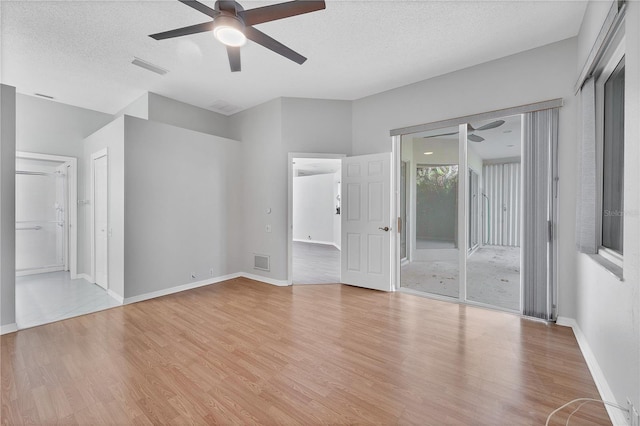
[131,57,168,75]
[209,100,241,116]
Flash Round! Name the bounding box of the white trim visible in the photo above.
[77,273,93,282]
[241,273,289,287]
[0,323,18,335]
[16,266,64,277]
[555,317,627,426]
[107,289,124,304]
[293,238,336,246]
[122,272,290,305]
[124,273,242,305]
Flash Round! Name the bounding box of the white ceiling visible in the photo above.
[0,0,587,115]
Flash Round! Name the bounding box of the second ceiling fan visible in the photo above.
[150,0,326,72]
[424,120,506,143]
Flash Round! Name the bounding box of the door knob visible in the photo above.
[378,226,390,232]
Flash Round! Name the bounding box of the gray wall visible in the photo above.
[148,93,236,140]
[82,117,126,297]
[351,38,578,320]
[574,0,640,413]
[1,85,17,328]
[230,97,352,281]
[123,116,242,298]
[16,94,114,157]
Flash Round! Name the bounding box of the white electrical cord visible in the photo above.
[545,398,629,426]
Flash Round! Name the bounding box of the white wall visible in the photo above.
[147,93,236,140]
[293,173,336,245]
[231,97,351,282]
[352,38,578,319]
[573,0,640,413]
[123,116,242,298]
[1,84,17,330]
[82,117,126,298]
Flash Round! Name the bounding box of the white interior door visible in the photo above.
[340,152,392,291]
[93,154,108,289]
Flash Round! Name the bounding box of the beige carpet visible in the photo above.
[401,246,520,311]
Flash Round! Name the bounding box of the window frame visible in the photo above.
[595,34,625,268]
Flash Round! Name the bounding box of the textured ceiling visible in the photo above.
[1,0,587,115]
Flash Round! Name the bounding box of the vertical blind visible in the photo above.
[522,108,559,320]
[575,77,598,254]
[483,162,521,247]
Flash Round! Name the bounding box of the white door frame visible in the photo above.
[16,151,78,278]
[90,148,108,287]
[287,152,346,285]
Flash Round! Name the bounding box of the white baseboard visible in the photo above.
[77,273,93,282]
[107,289,124,304]
[293,238,336,246]
[124,273,242,305]
[16,266,64,277]
[241,273,289,287]
[556,316,627,426]
[1,323,17,335]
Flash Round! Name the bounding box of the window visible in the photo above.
[601,57,625,255]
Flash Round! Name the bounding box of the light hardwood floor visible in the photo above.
[1,278,610,425]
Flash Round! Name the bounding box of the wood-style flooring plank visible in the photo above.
[1,278,611,425]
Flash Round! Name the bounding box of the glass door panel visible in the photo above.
[400,126,460,298]
[465,115,522,311]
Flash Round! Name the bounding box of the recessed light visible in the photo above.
[507,144,515,147]
[503,130,513,134]
[424,151,434,155]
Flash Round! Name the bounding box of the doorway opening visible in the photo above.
[14,150,119,330]
[289,156,342,284]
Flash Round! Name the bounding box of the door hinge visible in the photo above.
[397,217,402,233]
[548,220,553,242]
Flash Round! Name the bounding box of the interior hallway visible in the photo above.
[292,241,340,284]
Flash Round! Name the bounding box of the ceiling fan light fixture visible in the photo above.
[213,15,246,47]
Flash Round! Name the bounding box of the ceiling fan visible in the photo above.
[149,0,326,72]
[423,120,506,142]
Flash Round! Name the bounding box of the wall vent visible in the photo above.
[34,93,54,100]
[253,254,270,271]
[131,57,169,75]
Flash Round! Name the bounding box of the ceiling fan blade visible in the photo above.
[468,134,485,142]
[149,21,214,40]
[475,120,505,131]
[245,26,306,64]
[227,46,241,72]
[423,131,459,139]
[239,1,326,26]
[178,0,220,18]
